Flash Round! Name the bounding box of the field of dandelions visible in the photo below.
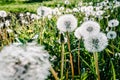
[0,0,120,80]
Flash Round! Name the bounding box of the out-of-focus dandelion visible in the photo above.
[57,14,77,32]
[5,20,10,27]
[78,21,100,38]
[107,31,117,39]
[84,32,108,52]
[0,10,7,17]
[37,6,52,17]
[64,0,70,5]
[74,28,81,39]
[108,19,119,27]
[0,22,4,28]
[0,42,50,80]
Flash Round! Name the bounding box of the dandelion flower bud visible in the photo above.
[57,14,77,32]
[0,42,50,80]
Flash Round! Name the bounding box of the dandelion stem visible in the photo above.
[50,66,59,80]
[66,32,74,80]
[61,42,65,80]
[78,40,80,75]
[93,52,100,80]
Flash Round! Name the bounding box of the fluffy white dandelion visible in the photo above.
[107,31,117,39]
[26,12,30,16]
[0,42,50,80]
[19,13,24,17]
[64,0,70,5]
[108,19,119,27]
[5,20,10,27]
[84,32,108,52]
[57,14,77,32]
[37,6,52,17]
[78,21,100,38]
[31,14,40,20]
[0,10,7,17]
[74,27,81,39]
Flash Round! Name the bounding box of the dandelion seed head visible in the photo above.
[107,31,117,39]
[5,20,10,27]
[26,12,30,16]
[64,0,70,5]
[78,21,100,38]
[37,6,52,17]
[57,14,77,32]
[0,42,50,80]
[0,10,7,17]
[108,19,119,27]
[84,32,108,52]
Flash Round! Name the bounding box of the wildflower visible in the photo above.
[108,19,119,27]
[95,10,105,17]
[26,12,30,16]
[19,13,24,17]
[78,21,100,38]
[107,31,117,39]
[74,27,81,39]
[57,14,77,32]
[64,0,70,5]
[73,8,79,12]
[5,20,10,27]
[37,6,52,17]
[0,42,50,80]
[0,10,7,17]
[84,32,108,52]
[31,14,40,20]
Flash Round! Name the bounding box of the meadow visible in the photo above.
[0,0,120,80]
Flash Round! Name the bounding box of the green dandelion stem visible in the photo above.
[61,42,65,80]
[50,66,59,80]
[78,40,80,75]
[93,52,100,80]
[66,31,74,80]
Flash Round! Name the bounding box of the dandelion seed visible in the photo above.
[37,6,52,17]
[107,31,117,39]
[108,19,119,27]
[78,21,100,38]
[0,42,50,80]
[0,10,7,17]
[57,14,77,32]
[84,32,108,52]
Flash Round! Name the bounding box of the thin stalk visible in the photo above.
[50,66,59,80]
[93,52,100,80]
[78,40,80,75]
[61,42,65,80]
[66,32,74,80]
